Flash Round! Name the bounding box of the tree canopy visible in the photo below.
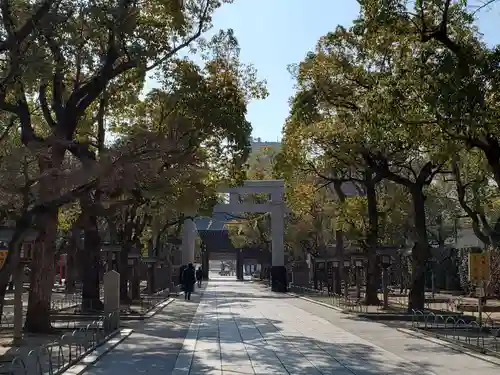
[0,0,269,333]
[276,0,500,309]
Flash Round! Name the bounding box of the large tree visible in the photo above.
[279,5,463,309]
[0,0,267,332]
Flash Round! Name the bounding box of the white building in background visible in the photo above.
[250,137,281,152]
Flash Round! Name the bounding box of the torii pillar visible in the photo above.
[213,180,288,292]
[181,215,196,266]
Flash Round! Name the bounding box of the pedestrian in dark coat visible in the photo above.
[196,267,203,287]
[182,263,196,300]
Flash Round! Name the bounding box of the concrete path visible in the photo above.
[82,280,500,375]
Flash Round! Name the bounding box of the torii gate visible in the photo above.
[180,180,289,292]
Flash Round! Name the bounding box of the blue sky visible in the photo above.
[147,0,500,143]
[208,0,361,143]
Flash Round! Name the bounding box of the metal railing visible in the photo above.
[411,309,500,355]
[288,284,369,313]
[0,288,170,331]
[0,295,93,330]
[1,311,120,375]
[386,294,462,313]
[288,284,473,314]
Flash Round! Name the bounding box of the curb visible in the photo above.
[143,297,175,318]
[286,289,500,367]
[61,297,176,373]
[397,327,500,367]
[286,292,344,312]
[61,328,133,375]
[259,282,344,312]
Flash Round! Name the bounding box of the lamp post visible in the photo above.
[128,252,141,301]
[326,260,334,288]
[314,259,326,290]
[201,242,208,279]
[381,254,392,309]
[429,256,436,299]
[343,259,350,300]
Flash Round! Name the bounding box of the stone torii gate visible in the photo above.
[213,179,288,292]
[180,180,289,292]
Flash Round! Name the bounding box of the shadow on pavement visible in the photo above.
[82,282,495,375]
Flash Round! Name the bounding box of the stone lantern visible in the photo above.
[142,256,158,295]
[350,255,366,299]
[128,250,141,301]
[330,258,340,295]
[377,245,400,309]
[101,242,122,272]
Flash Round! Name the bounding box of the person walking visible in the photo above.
[178,264,187,292]
[196,267,203,288]
[182,263,196,301]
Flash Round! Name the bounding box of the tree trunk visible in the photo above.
[130,262,140,300]
[408,186,431,312]
[65,251,77,294]
[482,141,500,190]
[334,229,343,294]
[25,145,67,333]
[65,233,77,294]
[0,219,30,324]
[364,174,380,305]
[81,210,103,311]
[25,213,58,333]
[64,227,79,294]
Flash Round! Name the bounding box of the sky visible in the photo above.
[146,0,500,143]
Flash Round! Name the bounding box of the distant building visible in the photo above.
[250,137,281,153]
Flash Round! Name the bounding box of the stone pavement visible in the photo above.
[81,279,500,375]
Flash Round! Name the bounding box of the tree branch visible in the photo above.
[451,156,490,244]
[0,0,56,52]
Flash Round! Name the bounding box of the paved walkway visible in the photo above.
[82,280,500,375]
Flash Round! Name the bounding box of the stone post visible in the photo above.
[104,270,120,331]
